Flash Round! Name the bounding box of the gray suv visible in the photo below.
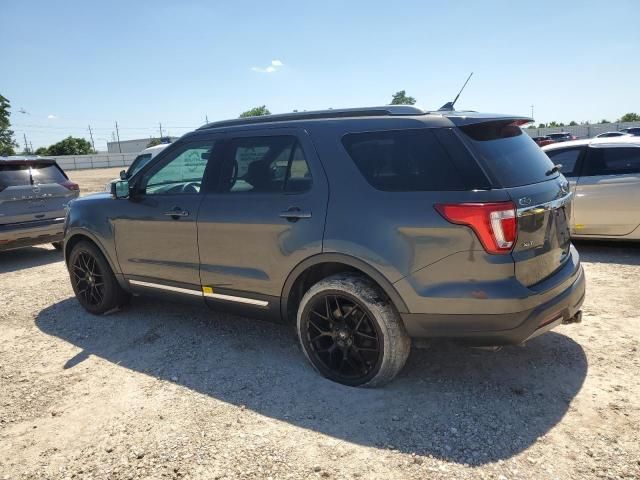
[1,157,79,251]
[63,106,585,387]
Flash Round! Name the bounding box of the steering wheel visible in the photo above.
[181,182,200,194]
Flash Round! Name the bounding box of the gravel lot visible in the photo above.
[0,168,638,479]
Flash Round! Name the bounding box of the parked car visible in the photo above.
[105,144,170,190]
[64,106,584,387]
[619,127,640,136]
[546,132,576,143]
[532,136,555,147]
[543,136,640,239]
[1,156,79,251]
[595,131,628,138]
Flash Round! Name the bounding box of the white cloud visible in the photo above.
[251,60,284,73]
[47,114,57,119]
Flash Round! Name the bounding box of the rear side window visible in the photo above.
[342,129,465,191]
[545,147,583,177]
[584,147,640,176]
[459,121,557,187]
[0,165,31,188]
[219,136,313,193]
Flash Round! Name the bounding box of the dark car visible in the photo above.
[620,127,640,136]
[546,132,576,143]
[63,106,585,387]
[1,157,79,251]
[532,136,554,147]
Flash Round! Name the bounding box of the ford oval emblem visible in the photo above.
[518,197,532,207]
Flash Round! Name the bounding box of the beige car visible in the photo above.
[543,136,640,240]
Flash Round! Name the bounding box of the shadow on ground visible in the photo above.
[0,246,62,274]
[574,239,640,265]
[36,296,587,465]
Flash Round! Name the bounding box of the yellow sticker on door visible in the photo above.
[202,286,213,294]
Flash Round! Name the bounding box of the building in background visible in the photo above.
[107,137,177,154]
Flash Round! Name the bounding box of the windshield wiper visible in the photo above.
[546,164,562,176]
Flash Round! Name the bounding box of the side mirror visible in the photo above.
[111,179,130,199]
[119,169,128,180]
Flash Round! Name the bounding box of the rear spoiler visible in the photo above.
[433,111,533,127]
[0,158,57,166]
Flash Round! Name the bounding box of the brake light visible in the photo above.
[60,180,79,191]
[435,202,517,254]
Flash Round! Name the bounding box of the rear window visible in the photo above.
[0,163,66,189]
[30,163,67,184]
[342,129,465,191]
[0,164,31,187]
[459,121,558,187]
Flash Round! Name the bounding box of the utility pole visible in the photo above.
[115,121,122,153]
[159,122,163,141]
[205,115,209,124]
[88,125,96,152]
[23,133,30,154]
[531,105,534,120]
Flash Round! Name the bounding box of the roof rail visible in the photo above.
[197,105,425,130]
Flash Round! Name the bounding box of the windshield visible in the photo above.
[127,153,153,177]
[459,121,558,187]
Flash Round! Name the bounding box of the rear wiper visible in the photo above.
[546,164,562,176]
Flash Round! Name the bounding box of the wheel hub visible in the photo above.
[335,328,353,348]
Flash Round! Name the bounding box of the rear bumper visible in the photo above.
[398,250,586,345]
[0,217,65,251]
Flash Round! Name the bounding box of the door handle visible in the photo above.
[279,207,312,222]
[163,207,190,218]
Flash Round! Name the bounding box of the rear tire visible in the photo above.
[52,241,63,250]
[68,240,129,314]
[297,274,410,387]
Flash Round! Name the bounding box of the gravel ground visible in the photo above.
[0,168,639,479]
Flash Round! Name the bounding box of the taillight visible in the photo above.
[60,180,79,191]
[435,202,517,254]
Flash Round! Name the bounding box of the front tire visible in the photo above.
[68,240,129,314]
[297,274,410,387]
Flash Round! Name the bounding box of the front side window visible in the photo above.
[342,129,464,191]
[144,143,214,195]
[219,136,312,193]
[128,153,153,177]
[545,147,583,177]
[584,147,640,176]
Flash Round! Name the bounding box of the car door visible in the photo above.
[114,137,222,291]
[197,127,328,316]
[573,145,640,236]
[544,146,585,231]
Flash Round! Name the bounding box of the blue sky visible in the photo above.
[4,0,639,151]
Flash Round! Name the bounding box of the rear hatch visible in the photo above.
[0,161,78,225]
[457,120,572,287]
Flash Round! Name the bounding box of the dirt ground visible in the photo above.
[0,168,639,479]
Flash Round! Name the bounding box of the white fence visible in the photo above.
[49,153,138,171]
[525,121,640,139]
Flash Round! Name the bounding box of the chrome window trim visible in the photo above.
[516,192,573,217]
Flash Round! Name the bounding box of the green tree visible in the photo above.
[568,121,578,126]
[239,105,271,118]
[618,112,640,122]
[147,137,162,148]
[35,147,49,155]
[0,94,18,156]
[538,123,547,128]
[390,90,416,105]
[45,136,94,156]
[599,119,610,124]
